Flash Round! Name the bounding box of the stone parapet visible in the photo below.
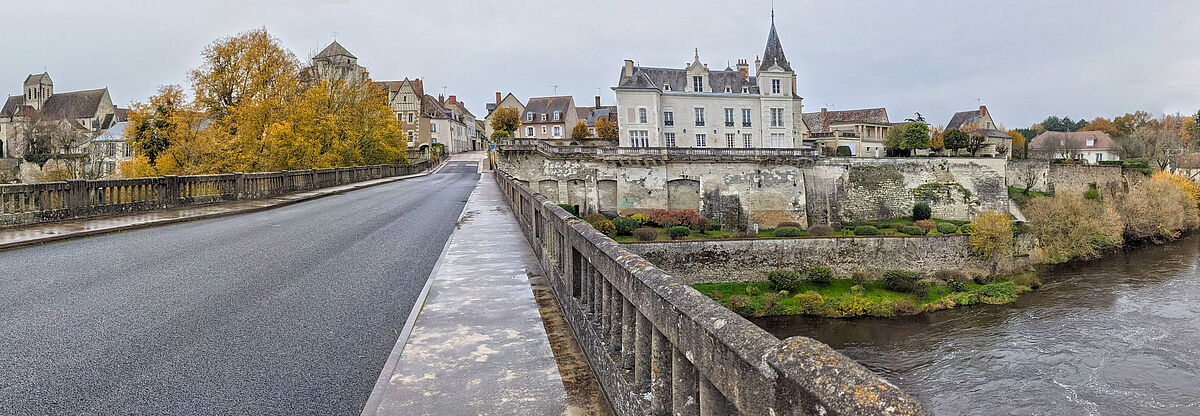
[495,171,930,416]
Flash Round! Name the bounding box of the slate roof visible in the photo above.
[92,122,128,142]
[616,66,760,94]
[586,107,616,127]
[421,94,447,118]
[759,22,792,72]
[1029,131,1115,150]
[315,41,356,60]
[24,72,52,86]
[948,107,989,129]
[522,96,574,124]
[801,108,889,133]
[114,107,129,122]
[1,95,23,117]
[41,88,107,119]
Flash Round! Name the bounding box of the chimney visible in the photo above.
[979,105,987,116]
[438,94,444,105]
[447,95,457,105]
[495,92,502,104]
[736,59,749,80]
[821,107,827,119]
[754,55,761,72]
[623,59,635,78]
[595,95,601,108]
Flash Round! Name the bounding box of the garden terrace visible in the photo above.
[495,171,928,416]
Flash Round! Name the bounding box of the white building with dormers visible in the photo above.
[613,20,807,149]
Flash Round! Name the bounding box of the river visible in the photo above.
[752,235,1200,415]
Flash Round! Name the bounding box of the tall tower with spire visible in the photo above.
[755,16,805,146]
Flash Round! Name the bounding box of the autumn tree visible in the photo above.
[571,120,589,140]
[1081,117,1118,137]
[1123,125,1183,170]
[968,211,1013,272]
[1024,193,1123,263]
[490,106,520,138]
[943,128,969,154]
[595,117,618,140]
[1191,110,1200,143]
[1113,111,1154,137]
[1007,130,1027,158]
[17,113,83,156]
[929,125,945,152]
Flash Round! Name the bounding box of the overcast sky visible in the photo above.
[4,0,1197,128]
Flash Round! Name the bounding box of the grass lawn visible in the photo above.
[692,272,1038,318]
[1008,186,1052,208]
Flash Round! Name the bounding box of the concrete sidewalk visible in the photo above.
[363,172,610,415]
[0,160,446,251]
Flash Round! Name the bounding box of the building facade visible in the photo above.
[946,105,1012,158]
[802,107,891,157]
[613,21,807,149]
[1029,130,1120,163]
[518,96,577,141]
[1,72,118,159]
[484,92,526,139]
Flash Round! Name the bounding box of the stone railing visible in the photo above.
[494,171,928,416]
[0,159,435,227]
[498,139,818,162]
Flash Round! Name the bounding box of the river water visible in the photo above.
[752,235,1200,415]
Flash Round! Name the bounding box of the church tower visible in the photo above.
[23,72,53,110]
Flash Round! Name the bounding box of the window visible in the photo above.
[770,108,784,127]
[631,130,649,147]
[526,126,535,137]
[771,133,786,147]
[772,79,781,94]
[742,87,749,94]
[638,108,647,124]
[431,123,439,133]
[1086,138,1095,146]
[693,76,703,92]
[726,133,735,148]
[408,113,413,123]
[695,134,707,147]
[552,126,562,137]
[1097,153,1104,162]
[663,111,674,126]
[542,126,547,134]
[663,83,671,91]
[742,109,752,127]
[664,133,676,147]
[396,112,403,120]
[724,86,732,93]
[123,144,131,157]
[553,111,561,121]
[526,112,534,121]
[694,108,705,126]
[540,113,547,122]
[105,143,115,157]
[724,108,734,127]
[743,133,752,148]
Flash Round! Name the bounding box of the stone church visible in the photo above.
[0,72,117,159]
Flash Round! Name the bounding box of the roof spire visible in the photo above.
[694,48,699,61]
[771,0,775,25]
[759,14,792,72]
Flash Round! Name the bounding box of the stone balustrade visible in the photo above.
[0,159,434,227]
[498,139,818,162]
[495,171,929,416]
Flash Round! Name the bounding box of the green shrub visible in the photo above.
[977,282,1021,303]
[774,226,802,237]
[958,224,975,234]
[892,223,907,231]
[901,226,927,236]
[936,222,959,234]
[746,285,761,296]
[767,269,802,291]
[882,270,927,295]
[807,224,834,236]
[593,219,615,234]
[558,204,578,216]
[727,295,755,316]
[1083,188,1101,201]
[836,295,872,317]
[913,202,932,221]
[836,145,852,157]
[862,221,882,228]
[630,214,649,225]
[612,217,639,236]
[852,225,880,236]
[794,291,824,314]
[807,266,833,284]
[947,280,966,292]
[668,226,691,239]
[933,269,971,283]
[947,292,979,306]
[709,221,722,231]
[632,227,658,241]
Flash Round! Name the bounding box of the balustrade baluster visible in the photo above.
[672,348,700,416]
[650,328,673,415]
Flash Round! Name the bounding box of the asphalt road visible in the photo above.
[0,163,480,415]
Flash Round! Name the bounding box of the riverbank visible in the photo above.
[691,271,1040,318]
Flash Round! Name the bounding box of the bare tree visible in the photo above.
[17,114,85,157]
[1126,125,1182,170]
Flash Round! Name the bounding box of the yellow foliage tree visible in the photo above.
[1006,130,1026,159]
[968,211,1014,267]
[1151,171,1200,209]
[490,106,520,138]
[264,78,407,170]
[1081,117,1119,137]
[929,125,945,151]
[1117,173,1199,241]
[571,120,589,140]
[595,117,618,140]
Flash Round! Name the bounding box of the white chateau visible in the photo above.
[614,20,807,149]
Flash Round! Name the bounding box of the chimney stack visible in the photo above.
[623,60,635,78]
[447,95,457,105]
[438,94,444,105]
[979,105,987,116]
[495,92,502,104]
[736,59,749,80]
[821,107,828,120]
[595,96,601,108]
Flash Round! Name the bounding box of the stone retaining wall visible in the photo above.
[495,171,930,416]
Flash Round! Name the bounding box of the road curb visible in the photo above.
[0,159,449,252]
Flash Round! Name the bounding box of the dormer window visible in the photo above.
[526,112,534,121]
[693,76,703,92]
[1086,138,1095,146]
[663,83,671,91]
[772,79,781,94]
[724,86,732,93]
[742,87,749,94]
[540,113,547,122]
[553,111,561,121]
